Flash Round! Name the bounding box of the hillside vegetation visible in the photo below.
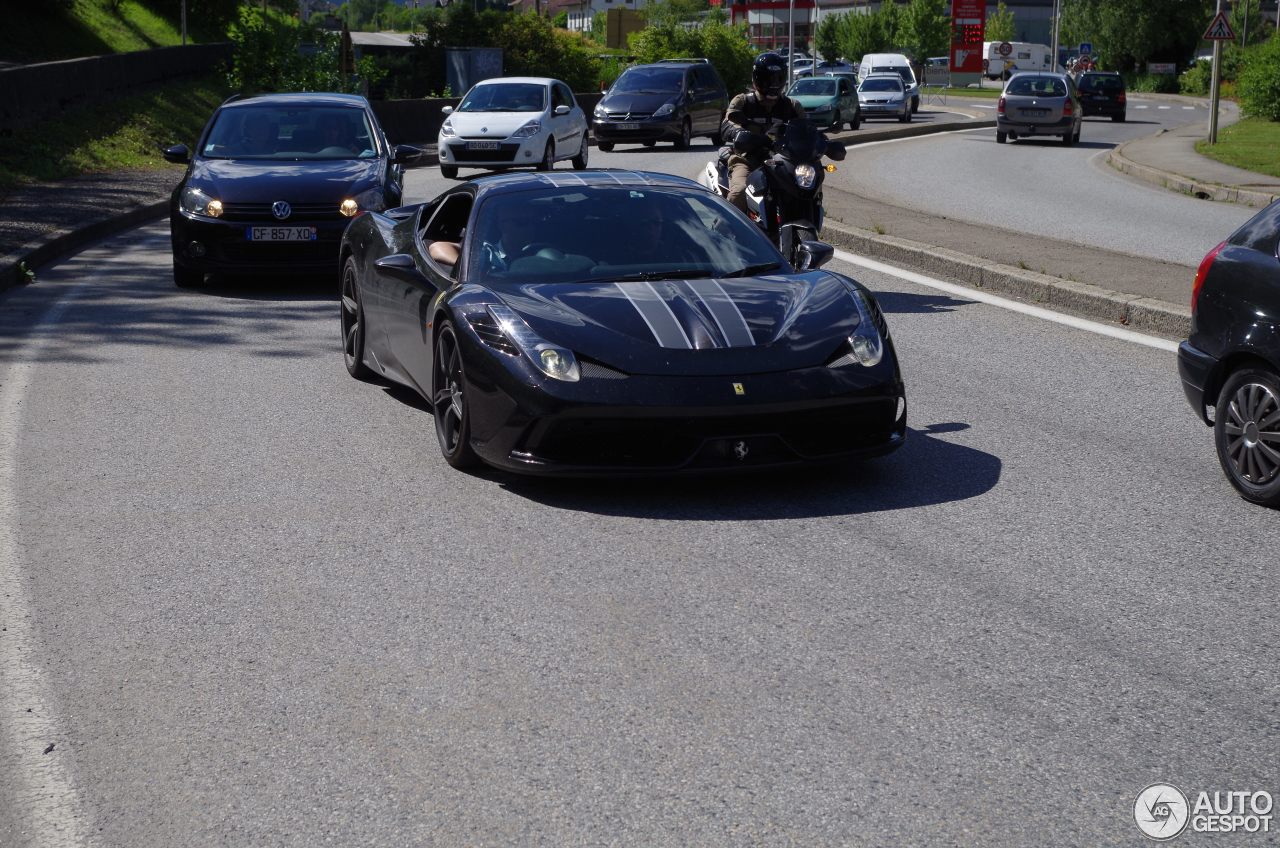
[3,0,233,64]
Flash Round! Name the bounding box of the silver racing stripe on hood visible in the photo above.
[616,282,692,349]
[687,279,755,347]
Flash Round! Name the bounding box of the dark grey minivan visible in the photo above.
[592,60,728,151]
[996,72,1082,145]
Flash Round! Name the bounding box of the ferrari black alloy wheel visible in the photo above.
[1215,368,1280,506]
[340,257,371,379]
[432,322,478,469]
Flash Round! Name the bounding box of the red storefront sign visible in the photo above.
[950,0,985,73]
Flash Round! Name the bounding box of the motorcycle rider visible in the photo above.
[722,52,806,214]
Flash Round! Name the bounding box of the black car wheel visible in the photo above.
[1214,367,1280,506]
[440,164,459,179]
[340,256,372,380]
[432,322,478,469]
[829,112,842,132]
[675,119,692,150]
[996,131,1007,144]
[1112,114,1125,122]
[536,140,555,171]
[598,141,615,152]
[571,134,589,170]
[850,111,861,131]
[173,263,203,288]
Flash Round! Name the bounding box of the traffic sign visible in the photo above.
[1203,11,1235,40]
[998,41,1012,57]
[1078,42,1092,55]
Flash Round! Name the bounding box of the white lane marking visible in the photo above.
[970,103,995,109]
[1,283,97,846]
[833,249,1179,352]
[848,126,991,150]
[1135,105,1149,109]
[1182,106,1196,110]
[1158,105,1172,110]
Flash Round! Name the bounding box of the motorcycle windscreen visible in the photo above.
[781,120,823,162]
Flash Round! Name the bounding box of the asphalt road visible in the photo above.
[841,98,1255,267]
[2,147,1277,844]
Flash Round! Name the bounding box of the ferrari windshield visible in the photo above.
[202,105,378,160]
[458,83,548,113]
[610,67,685,94]
[470,186,785,285]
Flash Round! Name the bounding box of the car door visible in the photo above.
[387,190,473,392]
[837,77,855,118]
[555,82,587,155]
[691,67,719,135]
[547,83,576,162]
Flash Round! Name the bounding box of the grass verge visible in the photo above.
[3,0,210,64]
[936,86,1002,99]
[0,75,229,192]
[1195,117,1280,179]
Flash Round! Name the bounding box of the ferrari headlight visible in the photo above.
[653,102,675,118]
[179,186,223,218]
[848,331,883,367]
[795,163,817,189]
[440,119,456,138]
[511,120,541,139]
[486,304,580,382]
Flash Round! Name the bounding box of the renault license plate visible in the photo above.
[616,122,640,130]
[247,226,316,242]
[467,141,500,151]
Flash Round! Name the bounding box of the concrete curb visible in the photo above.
[819,219,1192,339]
[0,199,169,291]
[1107,139,1280,209]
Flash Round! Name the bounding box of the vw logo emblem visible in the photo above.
[271,200,291,220]
[733,440,749,461]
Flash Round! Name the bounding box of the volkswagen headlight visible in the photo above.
[440,119,456,138]
[795,163,817,189]
[486,304,580,382]
[179,186,223,218]
[511,120,542,139]
[339,187,385,218]
[653,102,675,118]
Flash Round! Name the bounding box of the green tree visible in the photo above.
[1238,33,1280,120]
[1230,0,1266,47]
[227,6,384,94]
[985,1,1015,42]
[1060,0,1212,71]
[899,0,949,60]
[629,16,755,94]
[815,14,841,62]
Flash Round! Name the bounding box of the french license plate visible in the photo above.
[1023,109,1048,117]
[466,141,500,151]
[616,122,640,130]
[247,226,316,242]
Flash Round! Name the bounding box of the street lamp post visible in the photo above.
[787,0,795,89]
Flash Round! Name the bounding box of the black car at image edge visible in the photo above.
[164,91,420,287]
[1178,198,1280,506]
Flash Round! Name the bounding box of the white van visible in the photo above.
[982,41,1053,80]
[857,53,920,112]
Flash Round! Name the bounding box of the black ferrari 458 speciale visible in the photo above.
[338,170,906,475]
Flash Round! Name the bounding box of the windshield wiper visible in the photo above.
[722,262,783,278]
[575,269,710,284]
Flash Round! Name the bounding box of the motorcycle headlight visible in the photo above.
[339,187,385,218]
[440,119,456,138]
[653,102,675,118]
[511,120,542,139]
[795,163,817,189]
[486,304,580,382]
[179,186,223,218]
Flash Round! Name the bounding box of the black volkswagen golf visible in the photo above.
[164,92,420,287]
[1179,199,1280,506]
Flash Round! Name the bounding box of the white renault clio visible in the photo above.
[437,76,590,179]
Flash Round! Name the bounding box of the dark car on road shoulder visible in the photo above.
[1179,199,1280,506]
[592,60,728,151]
[996,71,1081,145]
[1076,71,1126,121]
[164,91,420,288]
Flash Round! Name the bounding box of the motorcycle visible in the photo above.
[703,119,846,268]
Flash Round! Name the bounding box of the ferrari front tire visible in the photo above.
[340,256,373,380]
[433,322,478,469]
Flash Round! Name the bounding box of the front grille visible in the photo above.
[220,202,345,222]
[604,112,653,120]
[579,359,628,380]
[532,402,896,467]
[448,143,519,162]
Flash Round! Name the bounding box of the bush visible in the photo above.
[629,19,756,95]
[1123,72,1180,94]
[1238,35,1280,121]
[227,7,383,95]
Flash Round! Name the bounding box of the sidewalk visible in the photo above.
[2,100,1275,340]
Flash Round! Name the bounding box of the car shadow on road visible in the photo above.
[873,290,976,314]
[494,423,1000,520]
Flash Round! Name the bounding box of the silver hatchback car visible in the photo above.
[996,72,1081,145]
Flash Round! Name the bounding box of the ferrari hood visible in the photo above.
[495,273,861,376]
[189,158,382,203]
[444,111,541,139]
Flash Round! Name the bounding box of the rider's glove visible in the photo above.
[732,129,768,154]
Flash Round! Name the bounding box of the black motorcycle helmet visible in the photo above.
[752,52,788,98]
